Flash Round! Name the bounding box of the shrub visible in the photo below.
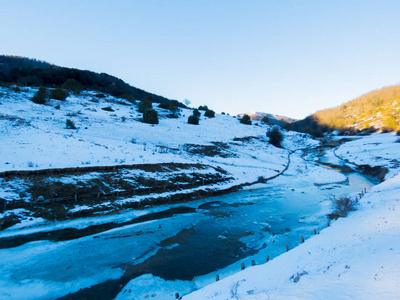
[31,86,48,104]
[138,96,153,113]
[188,115,199,125]
[193,108,201,118]
[328,196,358,219]
[50,88,69,100]
[158,103,170,110]
[143,109,159,124]
[62,79,83,94]
[198,105,208,111]
[267,126,283,148]
[261,116,270,124]
[95,93,106,98]
[204,109,215,118]
[101,106,114,112]
[66,119,76,129]
[240,114,252,125]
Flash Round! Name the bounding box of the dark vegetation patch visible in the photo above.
[0,113,30,126]
[0,55,185,108]
[184,143,235,158]
[0,163,234,223]
[327,196,358,220]
[232,136,260,142]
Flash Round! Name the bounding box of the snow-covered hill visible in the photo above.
[0,85,318,227]
[2,85,399,300]
[0,86,316,173]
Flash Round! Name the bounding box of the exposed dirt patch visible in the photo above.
[184,143,236,158]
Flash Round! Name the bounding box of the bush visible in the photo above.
[31,86,48,104]
[158,103,170,110]
[198,105,208,111]
[95,93,106,98]
[138,95,153,113]
[62,79,83,94]
[188,115,199,125]
[50,88,69,100]
[193,108,201,118]
[240,114,252,125]
[267,126,283,148]
[66,119,76,129]
[204,109,215,118]
[328,196,358,219]
[143,109,159,124]
[261,116,270,124]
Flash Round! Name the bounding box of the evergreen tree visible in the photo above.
[267,126,283,148]
[143,109,159,124]
[193,108,201,118]
[50,88,69,100]
[240,114,252,125]
[204,109,215,118]
[138,95,153,113]
[188,115,199,125]
[261,116,270,124]
[31,86,48,104]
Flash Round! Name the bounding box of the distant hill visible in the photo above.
[0,55,182,106]
[292,84,400,136]
[238,112,297,126]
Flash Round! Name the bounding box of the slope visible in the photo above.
[292,84,400,136]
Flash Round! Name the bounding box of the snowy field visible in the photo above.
[0,85,317,174]
[1,85,399,299]
[335,133,400,178]
[180,134,400,300]
[0,85,318,228]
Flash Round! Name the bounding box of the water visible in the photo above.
[0,152,378,300]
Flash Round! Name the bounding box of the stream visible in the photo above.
[0,148,379,300]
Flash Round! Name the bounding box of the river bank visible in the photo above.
[0,134,384,300]
[182,132,400,300]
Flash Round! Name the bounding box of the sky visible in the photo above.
[1,0,400,119]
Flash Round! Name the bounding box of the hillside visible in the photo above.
[0,84,317,228]
[292,84,400,136]
[1,83,399,299]
[0,55,175,106]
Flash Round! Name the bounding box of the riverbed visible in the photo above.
[0,150,378,300]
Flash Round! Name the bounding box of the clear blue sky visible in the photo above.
[2,0,400,119]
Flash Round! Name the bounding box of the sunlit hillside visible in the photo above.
[293,84,400,136]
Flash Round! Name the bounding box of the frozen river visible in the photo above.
[0,151,378,300]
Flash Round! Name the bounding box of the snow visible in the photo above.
[2,85,399,300]
[182,141,400,300]
[335,133,399,178]
[114,274,195,300]
[0,86,317,205]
